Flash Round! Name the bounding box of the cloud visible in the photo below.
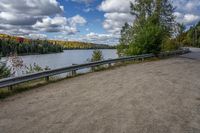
[32,15,86,34]
[98,0,134,13]
[54,32,119,45]
[83,32,120,44]
[27,34,48,40]
[0,0,86,36]
[103,12,134,33]
[174,12,200,25]
[99,0,135,34]
[33,16,67,32]
[173,0,200,25]
[0,0,64,16]
[68,15,87,27]
[0,12,39,26]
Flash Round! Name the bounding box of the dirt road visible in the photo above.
[0,56,200,133]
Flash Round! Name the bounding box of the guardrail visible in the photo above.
[0,49,190,89]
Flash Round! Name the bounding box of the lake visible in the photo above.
[2,49,118,77]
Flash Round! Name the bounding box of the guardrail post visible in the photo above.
[91,67,95,72]
[72,70,76,76]
[8,85,13,91]
[108,63,112,67]
[45,76,50,82]
[142,58,144,62]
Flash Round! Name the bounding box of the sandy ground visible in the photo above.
[0,55,200,133]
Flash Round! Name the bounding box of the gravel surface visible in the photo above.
[0,55,200,133]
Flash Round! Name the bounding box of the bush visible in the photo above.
[162,38,179,51]
[0,55,11,79]
[0,63,11,79]
[25,63,50,74]
[91,50,104,62]
[89,50,104,71]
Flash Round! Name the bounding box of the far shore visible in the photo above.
[1,48,117,57]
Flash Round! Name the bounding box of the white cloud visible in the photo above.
[68,15,87,27]
[34,16,67,28]
[0,0,64,16]
[0,0,86,36]
[83,32,120,44]
[175,12,200,25]
[54,32,119,45]
[27,34,47,40]
[33,15,86,34]
[184,14,199,24]
[99,0,135,34]
[173,0,200,25]
[99,0,134,13]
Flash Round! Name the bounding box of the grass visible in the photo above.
[0,74,84,99]
[0,56,168,100]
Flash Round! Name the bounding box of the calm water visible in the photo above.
[2,49,118,76]
[20,49,118,69]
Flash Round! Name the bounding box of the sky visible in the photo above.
[0,0,200,45]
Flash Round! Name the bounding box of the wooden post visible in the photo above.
[8,85,13,91]
[91,67,95,72]
[72,70,76,76]
[45,76,50,82]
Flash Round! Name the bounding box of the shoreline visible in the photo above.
[1,49,117,57]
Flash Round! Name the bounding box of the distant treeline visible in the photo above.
[0,39,63,57]
[0,34,115,56]
[178,21,200,48]
[49,40,115,50]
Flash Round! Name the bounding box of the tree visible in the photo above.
[0,56,11,79]
[89,50,104,71]
[117,23,133,56]
[118,0,176,56]
[91,50,104,62]
[176,23,186,47]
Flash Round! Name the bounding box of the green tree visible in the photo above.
[91,50,104,62]
[0,57,11,79]
[176,23,186,47]
[118,0,176,56]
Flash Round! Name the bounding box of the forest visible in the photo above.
[49,40,115,49]
[177,21,200,48]
[0,34,63,56]
[0,39,63,57]
[0,34,114,57]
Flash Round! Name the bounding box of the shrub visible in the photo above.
[91,49,104,62]
[89,50,104,71]
[162,38,179,51]
[0,62,11,79]
[0,55,11,79]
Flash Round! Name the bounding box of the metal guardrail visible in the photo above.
[0,49,190,89]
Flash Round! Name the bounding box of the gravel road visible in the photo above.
[0,54,200,133]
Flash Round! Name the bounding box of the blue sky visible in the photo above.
[0,0,200,45]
